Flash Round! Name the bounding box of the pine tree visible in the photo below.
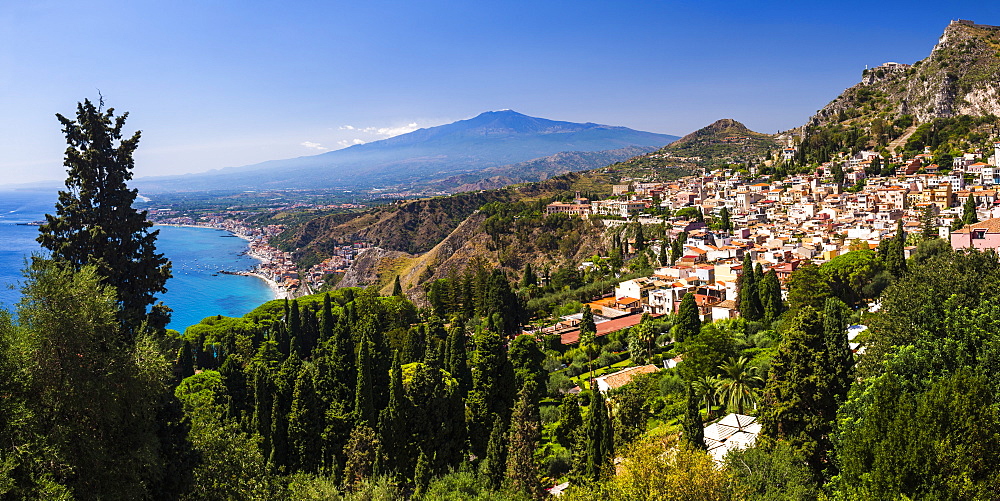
[920,205,938,240]
[37,98,171,333]
[584,389,613,481]
[683,384,705,450]
[506,381,545,499]
[675,292,701,342]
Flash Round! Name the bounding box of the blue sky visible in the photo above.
[1,0,998,185]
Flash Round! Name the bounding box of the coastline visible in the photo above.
[155,223,285,301]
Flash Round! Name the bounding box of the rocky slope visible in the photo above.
[809,20,1000,128]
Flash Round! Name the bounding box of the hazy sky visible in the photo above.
[1,1,999,186]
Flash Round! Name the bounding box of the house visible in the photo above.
[560,312,650,345]
[711,299,739,321]
[594,364,659,393]
[951,218,1000,251]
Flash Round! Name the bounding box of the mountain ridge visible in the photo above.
[134,110,678,193]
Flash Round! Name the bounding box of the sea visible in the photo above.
[0,189,276,332]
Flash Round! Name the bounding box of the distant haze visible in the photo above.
[133,110,679,192]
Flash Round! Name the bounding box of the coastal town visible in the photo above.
[147,212,369,299]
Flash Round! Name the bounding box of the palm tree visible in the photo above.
[693,375,722,417]
[717,356,764,415]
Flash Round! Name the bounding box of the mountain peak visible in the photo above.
[671,118,761,145]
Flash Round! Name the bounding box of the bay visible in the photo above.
[0,190,276,332]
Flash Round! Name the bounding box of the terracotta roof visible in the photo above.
[596,364,659,392]
[560,313,654,345]
[953,218,1000,234]
[714,299,738,309]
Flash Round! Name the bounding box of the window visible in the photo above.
[973,229,986,240]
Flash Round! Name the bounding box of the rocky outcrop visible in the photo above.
[808,20,1000,128]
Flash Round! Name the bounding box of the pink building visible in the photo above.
[951,218,1000,251]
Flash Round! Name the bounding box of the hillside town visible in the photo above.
[539,141,1000,344]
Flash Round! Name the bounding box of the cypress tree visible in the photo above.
[584,389,613,481]
[671,238,683,265]
[331,314,356,406]
[253,364,274,461]
[321,293,334,342]
[738,253,763,321]
[509,334,546,403]
[683,384,705,449]
[480,415,507,488]
[219,355,248,421]
[288,366,323,472]
[403,325,425,365]
[377,356,407,477]
[269,355,301,471]
[884,218,908,277]
[761,269,784,323]
[37,98,171,333]
[760,306,838,475]
[445,327,472,395]
[579,306,598,378]
[963,194,979,226]
[177,340,195,381]
[467,328,515,458]
[719,206,732,232]
[354,329,376,426]
[413,450,432,496]
[289,299,302,350]
[675,292,701,342]
[634,222,646,251]
[342,424,380,489]
[658,238,669,267]
[554,393,583,449]
[520,263,537,288]
[823,297,852,403]
[392,275,403,297]
[505,381,545,499]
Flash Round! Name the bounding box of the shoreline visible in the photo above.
[156,223,285,301]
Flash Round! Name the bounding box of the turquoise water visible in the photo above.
[0,190,275,332]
